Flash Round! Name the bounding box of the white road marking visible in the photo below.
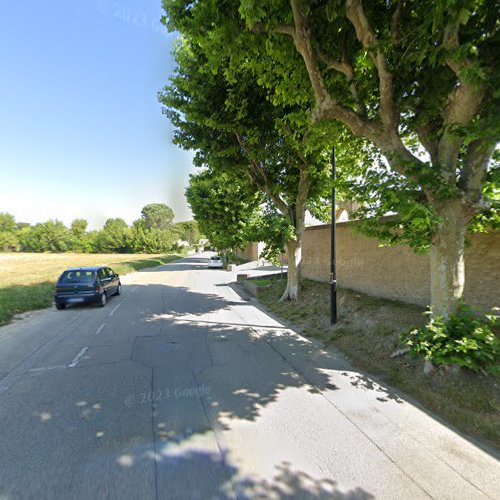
[95,323,106,335]
[68,347,89,368]
[29,365,67,373]
[109,303,122,317]
[0,315,82,396]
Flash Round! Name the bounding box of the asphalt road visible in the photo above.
[0,256,498,500]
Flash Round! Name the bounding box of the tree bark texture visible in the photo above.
[430,201,468,318]
[280,235,303,301]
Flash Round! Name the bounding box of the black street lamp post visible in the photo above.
[330,147,337,325]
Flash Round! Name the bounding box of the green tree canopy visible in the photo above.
[160,37,332,299]
[140,203,174,230]
[131,218,175,253]
[19,220,74,252]
[0,212,16,233]
[163,0,499,316]
[174,221,201,246]
[70,219,88,236]
[70,219,92,252]
[185,169,262,253]
[0,212,19,251]
[97,218,131,253]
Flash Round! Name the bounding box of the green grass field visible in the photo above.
[0,253,181,324]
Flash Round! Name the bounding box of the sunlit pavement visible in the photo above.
[0,256,498,499]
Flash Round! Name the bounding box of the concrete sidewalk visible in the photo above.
[223,257,500,499]
[230,260,287,279]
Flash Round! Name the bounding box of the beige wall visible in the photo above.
[235,242,264,262]
[302,223,500,311]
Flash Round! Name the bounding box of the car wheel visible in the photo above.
[115,283,121,296]
[99,292,107,307]
[56,303,65,310]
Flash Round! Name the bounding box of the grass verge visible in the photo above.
[0,253,181,325]
[249,278,274,287]
[255,278,500,449]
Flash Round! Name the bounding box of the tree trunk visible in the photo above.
[429,201,468,319]
[280,232,303,302]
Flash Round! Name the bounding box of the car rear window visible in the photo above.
[59,270,96,283]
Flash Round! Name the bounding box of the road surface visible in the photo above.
[0,256,498,499]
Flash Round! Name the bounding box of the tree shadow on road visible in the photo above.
[3,270,497,498]
[151,450,374,499]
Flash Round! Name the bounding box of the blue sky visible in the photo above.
[0,0,195,229]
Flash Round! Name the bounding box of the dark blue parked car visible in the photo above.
[54,266,121,309]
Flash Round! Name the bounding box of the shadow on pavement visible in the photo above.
[152,451,374,499]
[2,258,497,498]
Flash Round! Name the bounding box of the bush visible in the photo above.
[401,305,500,374]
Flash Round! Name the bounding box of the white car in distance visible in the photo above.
[207,255,224,269]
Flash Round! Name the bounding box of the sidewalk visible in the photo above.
[222,273,500,499]
[230,260,287,279]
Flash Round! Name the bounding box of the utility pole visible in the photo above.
[330,146,337,325]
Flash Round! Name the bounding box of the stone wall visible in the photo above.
[302,222,500,311]
[235,242,265,262]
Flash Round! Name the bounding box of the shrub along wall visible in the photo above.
[302,222,500,312]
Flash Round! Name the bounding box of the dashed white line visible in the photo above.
[95,323,106,335]
[0,315,82,395]
[109,303,122,317]
[29,365,67,373]
[68,347,88,368]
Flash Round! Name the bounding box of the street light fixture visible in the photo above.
[330,146,337,325]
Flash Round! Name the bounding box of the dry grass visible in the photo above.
[257,278,500,449]
[0,252,178,287]
[0,252,181,324]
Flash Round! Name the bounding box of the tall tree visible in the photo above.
[185,169,262,255]
[163,0,499,317]
[97,218,131,253]
[0,213,18,251]
[160,40,331,300]
[140,203,174,230]
[70,219,91,252]
[131,218,175,253]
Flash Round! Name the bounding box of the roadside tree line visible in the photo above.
[0,204,200,254]
[160,0,498,319]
